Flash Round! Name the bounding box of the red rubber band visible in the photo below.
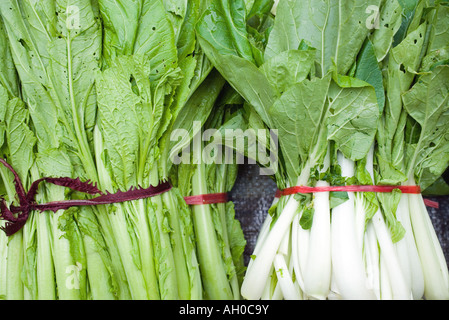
[184,193,229,205]
[423,199,440,209]
[275,184,439,209]
[275,185,422,197]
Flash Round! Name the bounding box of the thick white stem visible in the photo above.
[274,254,302,300]
[331,153,375,299]
[240,194,300,299]
[380,255,393,300]
[291,213,307,291]
[394,193,424,299]
[408,175,449,300]
[365,222,381,299]
[371,209,412,299]
[364,144,411,299]
[246,210,273,273]
[241,195,300,299]
[303,180,331,299]
[241,161,312,300]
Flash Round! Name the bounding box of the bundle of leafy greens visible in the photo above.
[0,0,120,300]
[196,0,449,300]
[0,0,244,300]
[169,83,247,299]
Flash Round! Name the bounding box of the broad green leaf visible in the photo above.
[420,4,449,71]
[425,3,449,52]
[163,0,188,41]
[355,40,386,113]
[403,65,449,189]
[393,0,421,45]
[196,0,256,64]
[260,49,316,96]
[168,70,226,167]
[327,79,380,162]
[196,44,276,128]
[370,0,402,61]
[99,0,178,82]
[3,92,36,184]
[0,19,19,98]
[375,23,427,184]
[265,0,381,76]
[268,75,332,180]
[96,56,148,189]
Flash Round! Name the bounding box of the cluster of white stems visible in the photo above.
[241,146,449,300]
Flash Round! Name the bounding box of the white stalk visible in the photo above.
[246,210,273,273]
[355,194,367,250]
[241,161,313,300]
[288,250,303,299]
[278,223,291,256]
[291,213,307,291]
[240,194,299,299]
[371,209,412,299]
[271,280,284,300]
[303,179,331,300]
[331,152,375,299]
[408,175,449,300]
[274,254,302,300]
[380,255,393,300]
[365,144,411,299]
[364,222,381,299]
[394,193,424,299]
[302,148,332,300]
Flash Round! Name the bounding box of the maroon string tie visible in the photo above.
[0,158,172,237]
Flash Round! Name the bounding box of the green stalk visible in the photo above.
[35,213,55,300]
[6,231,24,300]
[216,162,241,299]
[191,138,233,300]
[29,165,56,300]
[0,165,24,300]
[94,127,148,299]
[103,203,149,299]
[148,165,179,299]
[49,196,82,299]
[124,199,160,299]
[81,234,115,300]
[162,190,190,299]
[0,222,6,299]
[91,205,132,300]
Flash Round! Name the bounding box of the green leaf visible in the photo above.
[377,189,406,243]
[4,96,36,184]
[299,207,314,230]
[370,0,403,62]
[265,0,381,76]
[403,65,449,189]
[260,49,316,96]
[327,78,380,162]
[95,56,147,189]
[0,19,19,98]
[268,75,332,180]
[196,0,256,64]
[355,40,386,113]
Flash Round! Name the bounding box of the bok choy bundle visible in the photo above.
[0,0,244,300]
[196,0,449,300]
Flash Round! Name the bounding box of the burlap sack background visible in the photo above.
[232,164,449,267]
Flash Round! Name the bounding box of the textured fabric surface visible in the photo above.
[232,164,449,266]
